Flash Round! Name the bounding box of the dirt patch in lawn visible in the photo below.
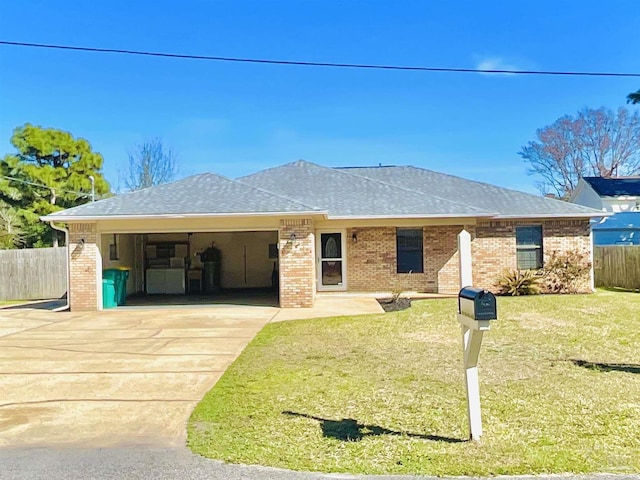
[376,298,411,312]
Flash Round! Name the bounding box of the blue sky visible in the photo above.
[1,0,639,194]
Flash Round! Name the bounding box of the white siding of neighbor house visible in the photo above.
[602,198,638,213]
[571,183,604,210]
[572,179,640,213]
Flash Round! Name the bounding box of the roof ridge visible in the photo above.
[336,165,494,214]
[121,171,319,211]
[43,174,220,215]
[236,159,327,211]
[237,159,310,180]
[153,171,323,212]
[235,178,322,212]
[583,175,640,180]
[398,165,586,208]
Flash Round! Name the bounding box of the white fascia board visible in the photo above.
[326,213,497,220]
[493,212,611,219]
[40,210,328,222]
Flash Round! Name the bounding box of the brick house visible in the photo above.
[42,160,602,311]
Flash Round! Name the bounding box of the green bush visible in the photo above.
[542,249,592,294]
[496,269,543,296]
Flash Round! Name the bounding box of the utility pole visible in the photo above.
[88,175,95,202]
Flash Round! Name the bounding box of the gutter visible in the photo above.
[325,213,497,220]
[47,221,70,312]
[41,210,329,222]
[492,212,610,219]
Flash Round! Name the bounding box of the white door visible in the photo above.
[316,231,346,291]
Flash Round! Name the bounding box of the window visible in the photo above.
[396,228,423,273]
[516,226,543,270]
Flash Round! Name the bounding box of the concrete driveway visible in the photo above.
[0,305,278,448]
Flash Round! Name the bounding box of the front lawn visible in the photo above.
[0,300,24,307]
[187,290,640,476]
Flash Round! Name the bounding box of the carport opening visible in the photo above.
[100,231,280,308]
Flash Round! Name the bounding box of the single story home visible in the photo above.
[570,176,640,246]
[42,160,602,311]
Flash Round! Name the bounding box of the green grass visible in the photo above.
[188,290,640,476]
[0,300,24,307]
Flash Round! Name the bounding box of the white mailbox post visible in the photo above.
[457,287,497,441]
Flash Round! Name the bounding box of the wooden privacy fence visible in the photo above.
[593,246,640,290]
[0,247,67,301]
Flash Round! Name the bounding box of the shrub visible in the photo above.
[496,269,543,296]
[542,249,591,294]
[391,271,413,303]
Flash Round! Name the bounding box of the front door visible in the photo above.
[317,231,346,291]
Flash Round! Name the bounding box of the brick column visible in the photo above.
[68,223,100,311]
[279,218,315,308]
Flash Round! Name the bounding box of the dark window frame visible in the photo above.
[396,228,424,273]
[515,225,543,270]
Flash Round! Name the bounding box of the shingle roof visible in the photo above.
[45,173,320,219]
[583,176,640,197]
[44,160,604,221]
[238,161,494,217]
[340,165,601,218]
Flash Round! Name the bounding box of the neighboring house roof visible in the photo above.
[238,160,493,218]
[43,160,603,221]
[591,212,640,231]
[582,177,640,197]
[43,173,322,220]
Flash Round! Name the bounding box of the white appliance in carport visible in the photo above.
[145,268,186,294]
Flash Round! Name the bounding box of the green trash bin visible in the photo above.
[116,268,130,306]
[103,268,130,306]
[102,279,117,309]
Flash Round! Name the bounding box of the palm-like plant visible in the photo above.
[496,269,542,296]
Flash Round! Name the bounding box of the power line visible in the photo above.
[1,40,640,78]
[0,175,91,198]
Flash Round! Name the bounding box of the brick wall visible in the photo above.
[279,218,315,307]
[472,219,592,290]
[471,222,515,288]
[346,226,464,294]
[344,219,592,294]
[69,223,99,311]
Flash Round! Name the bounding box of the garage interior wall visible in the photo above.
[102,231,278,292]
[101,234,138,295]
[188,232,278,289]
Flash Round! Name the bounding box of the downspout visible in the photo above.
[49,221,70,311]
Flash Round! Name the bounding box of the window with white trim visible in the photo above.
[516,225,543,270]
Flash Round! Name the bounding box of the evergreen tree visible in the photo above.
[0,124,110,247]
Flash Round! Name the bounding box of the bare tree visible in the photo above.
[519,107,640,199]
[124,138,178,191]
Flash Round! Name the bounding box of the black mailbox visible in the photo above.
[458,287,497,320]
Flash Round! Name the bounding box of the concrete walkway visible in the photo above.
[0,297,382,448]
